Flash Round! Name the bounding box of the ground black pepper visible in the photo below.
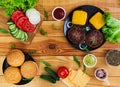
[106,50,120,66]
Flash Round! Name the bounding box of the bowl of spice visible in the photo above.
[105,49,120,67]
[83,54,97,68]
[52,6,66,21]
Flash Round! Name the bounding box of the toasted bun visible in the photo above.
[4,67,22,84]
[7,49,25,67]
[20,61,38,78]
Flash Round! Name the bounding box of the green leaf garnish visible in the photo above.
[90,40,95,46]
[80,43,90,53]
[84,47,90,53]
[90,37,95,46]
[72,25,77,29]
[51,24,60,30]
[73,56,81,67]
[11,43,15,49]
[83,64,86,73]
[39,27,48,36]
[40,59,51,67]
[22,77,33,81]
[0,28,9,34]
[7,21,13,25]
[7,19,13,25]
[44,9,49,21]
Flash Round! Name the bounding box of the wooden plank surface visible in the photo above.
[0,56,120,87]
[0,21,120,56]
[0,0,120,87]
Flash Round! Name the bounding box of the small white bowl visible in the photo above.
[83,54,97,68]
[105,49,120,67]
[94,68,110,85]
[52,6,66,21]
[94,68,108,81]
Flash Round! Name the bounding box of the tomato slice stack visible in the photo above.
[11,10,36,32]
[11,10,25,24]
[22,20,36,32]
[16,16,28,29]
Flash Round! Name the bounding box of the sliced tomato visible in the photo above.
[11,10,25,24]
[57,66,69,79]
[22,20,36,32]
[16,16,28,29]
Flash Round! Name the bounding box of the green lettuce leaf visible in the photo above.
[0,0,38,16]
[102,12,120,43]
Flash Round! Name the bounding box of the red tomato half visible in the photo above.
[57,66,69,79]
[11,10,25,24]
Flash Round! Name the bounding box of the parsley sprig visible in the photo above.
[44,9,49,21]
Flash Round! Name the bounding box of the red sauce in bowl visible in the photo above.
[52,7,66,21]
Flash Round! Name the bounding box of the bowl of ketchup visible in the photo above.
[52,6,66,21]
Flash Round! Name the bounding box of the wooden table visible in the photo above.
[0,0,120,87]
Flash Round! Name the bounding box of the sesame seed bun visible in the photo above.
[20,61,38,78]
[7,49,25,67]
[4,67,22,84]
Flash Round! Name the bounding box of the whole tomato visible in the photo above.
[57,66,69,79]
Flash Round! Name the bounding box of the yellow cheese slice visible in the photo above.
[62,69,78,87]
[89,12,105,30]
[62,69,90,87]
[68,69,77,81]
[72,10,87,25]
[79,73,90,87]
[72,69,90,87]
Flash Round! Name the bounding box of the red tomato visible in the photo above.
[11,10,25,24]
[16,16,28,29]
[57,66,69,78]
[11,10,36,33]
[22,20,36,32]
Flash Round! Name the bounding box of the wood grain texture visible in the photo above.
[0,21,120,56]
[0,56,120,87]
[0,76,120,87]
[0,0,120,87]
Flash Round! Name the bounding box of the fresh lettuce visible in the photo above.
[102,12,120,43]
[0,0,38,16]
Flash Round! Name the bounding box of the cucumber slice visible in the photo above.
[7,21,14,25]
[9,25,17,32]
[20,31,26,40]
[9,27,16,32]
[9,24,16,30]
[24,32,28,41]
[20,32,28,41]
[11,28,19,37]
[16,30,23,39]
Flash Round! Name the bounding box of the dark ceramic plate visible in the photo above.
[2,52,34,85]
[64,5,106,51]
